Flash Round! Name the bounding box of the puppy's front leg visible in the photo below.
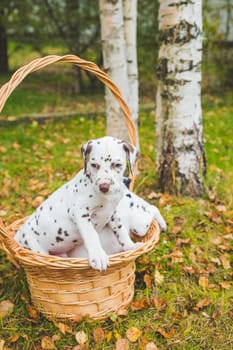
[109,213,143,251]
[75,216,109,271]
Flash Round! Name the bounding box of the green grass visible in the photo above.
[0,73,233,349]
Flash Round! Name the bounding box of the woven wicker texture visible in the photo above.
[0,55,160,320]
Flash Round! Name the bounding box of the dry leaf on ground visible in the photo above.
[93,327,105,343]
[75,331,88,345]
[130,297,150,311]
[115,338,130,350]
[153,297,167,311]
[220,254,231,269]
[145,342,158,350]
[126,327,142,342]
[147,191,160,200]
[144,273,153,288]
[154,270,164,285]
[216,205,227,213]
[27,304,39,320]
[0,339,5,350]
[199,276,209,289]
[157,326,175,339]
[0,300,14,318]
[171,226,182,235]
[220,281,231,290]
[41,336,57,349]
[195,298,212,310]
[55,322,73,335]
[8,334,20,343]
[159,193,173,207]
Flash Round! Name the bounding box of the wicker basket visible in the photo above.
[0,55,160,321]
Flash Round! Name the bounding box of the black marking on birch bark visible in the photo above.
[157,58,201,80]
[158,20,201,45]
[193,122,207,177]
[169,0,194,7]
[110,0,118,4]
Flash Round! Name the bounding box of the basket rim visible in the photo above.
[5,218,160,270]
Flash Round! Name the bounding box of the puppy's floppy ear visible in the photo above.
[122,141,139,176]
[81,141,92,174]
[123,177,131,188]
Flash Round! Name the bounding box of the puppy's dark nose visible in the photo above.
[99,183,110,193]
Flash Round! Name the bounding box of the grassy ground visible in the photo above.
[0,71,232,350]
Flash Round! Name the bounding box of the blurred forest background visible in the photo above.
[0,0,232,100]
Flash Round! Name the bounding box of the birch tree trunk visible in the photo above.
[123,0,139,146]
[156,0,206,196]
[99,0,139,143]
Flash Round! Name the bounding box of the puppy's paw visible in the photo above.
[89,249,109,271]
[156,216,167,232]
[124,241,143,251]
[153,208,167,231]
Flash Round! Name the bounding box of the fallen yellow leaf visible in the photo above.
[106,331,112,342]
[126,327,142,342]
[199,276,209,289]
[8,334,20,343]
[41,336,56,349]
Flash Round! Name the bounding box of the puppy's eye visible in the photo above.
[112,163,122,169]
[90,163,99,169]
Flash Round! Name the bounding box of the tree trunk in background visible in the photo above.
[0,23,9,74]
[156,0,206,196]
[123,0,139,146]
[99,0,139,144]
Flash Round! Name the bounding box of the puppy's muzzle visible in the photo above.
[99,183,110,193]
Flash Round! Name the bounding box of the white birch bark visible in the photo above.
[123,0,139,146]
[156,0,206,196]
[99,0,139,144]
[99,0,129,141]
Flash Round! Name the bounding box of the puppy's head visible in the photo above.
[81,136,138,196]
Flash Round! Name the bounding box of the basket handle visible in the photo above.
[0,55,138,252]
[0,54,138,189]
[0,54,136,146]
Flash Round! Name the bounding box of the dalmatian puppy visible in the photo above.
[68,190,166,258]
[14,136,141,271]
